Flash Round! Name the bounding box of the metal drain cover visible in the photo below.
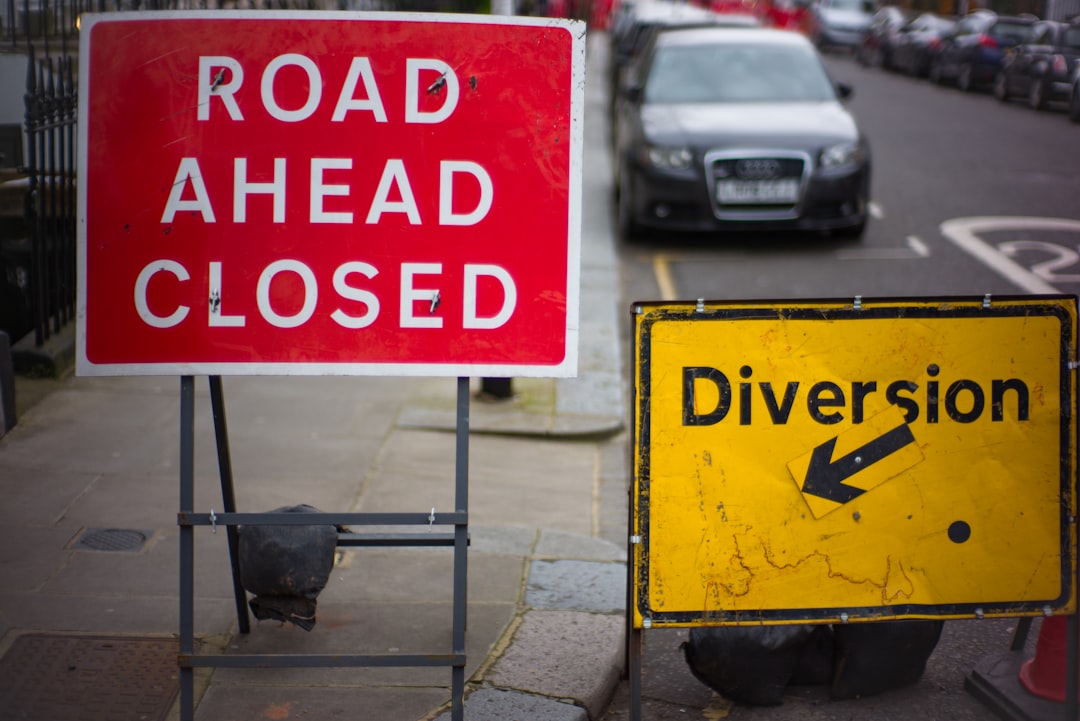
[74,528,153,552]
[0,634,180,721]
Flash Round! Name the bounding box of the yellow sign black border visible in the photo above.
[632,295,1078,626]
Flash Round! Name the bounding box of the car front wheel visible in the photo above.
[617,172,644,242]
[957,63,973,91]
[1069,83,1080,123]
[993,72,1009,102]
[1028,77,1048,111]
[929,59,944,85]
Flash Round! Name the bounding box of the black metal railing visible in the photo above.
[23,44,76,348]
[3,0,516,355]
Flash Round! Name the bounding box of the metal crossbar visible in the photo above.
[177,375,469,721]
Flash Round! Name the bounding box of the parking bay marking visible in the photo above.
[836,235,930,261]
[941,216,1080,294]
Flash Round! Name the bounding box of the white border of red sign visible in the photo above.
[76,11,585,378]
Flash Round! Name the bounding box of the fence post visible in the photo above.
[0,330,15,436]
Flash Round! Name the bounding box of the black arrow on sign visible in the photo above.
[801,424,916,504]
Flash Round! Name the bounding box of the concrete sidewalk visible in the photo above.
[0,33,629,721]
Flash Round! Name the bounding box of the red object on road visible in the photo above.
[1019,616,1079,703]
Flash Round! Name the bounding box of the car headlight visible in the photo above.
[643,145,693,171]
[820,142,864,170]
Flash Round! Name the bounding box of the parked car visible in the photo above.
[928,10,1037,91]
[613,27,871,239]
[891,12,957,77]
[1071,64,1080,122]
[994,18,1080,111]
[856,5,911,69]
[608,0,723,102]
[754,0,809,31]
[609,2,761,122]
[804,0,875,52]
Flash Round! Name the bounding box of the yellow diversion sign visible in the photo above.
[632,296,1078,627]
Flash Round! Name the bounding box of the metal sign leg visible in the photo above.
[208,376,250,634]
[452,376,470,721]
[179,375,195,721]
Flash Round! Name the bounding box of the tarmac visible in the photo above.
[0,31,631,721]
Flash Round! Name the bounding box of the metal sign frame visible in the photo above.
[75,12,585,721]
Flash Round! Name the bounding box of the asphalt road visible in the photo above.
[616,47,1080,303]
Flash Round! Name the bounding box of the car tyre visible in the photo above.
[928,60,944,85]
[833,220,866,240]
[617,173,644,242]
[993,72,1009,102]
[1070,83,1080,123]
[1028,77,1047,111]
[957,63,973,91]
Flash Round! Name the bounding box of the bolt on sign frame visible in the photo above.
[76,11,584,721]
[629,296,1079,721]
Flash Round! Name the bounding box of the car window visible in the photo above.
[644,42,836,104]
[823,0,873,11]
[991,21,1034,42]
[1064,26,1080,50]
[1024,23,1045,43]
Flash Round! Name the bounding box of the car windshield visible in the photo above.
[644,42,837,103]
[992,21,1034,41]
[824,0,874,12]
[1064,26,1080,50]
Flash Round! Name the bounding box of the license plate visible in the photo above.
[717,179,799,204]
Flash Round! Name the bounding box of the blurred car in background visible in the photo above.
[608,1,761,120]
[608,0,721,102]
[994,17,1080,111]
[856,5,911,69]
[928,10,1037,91]
[1071,64,1080,121]
[755,0,810,30]
[891,12,957,77]
[804,0,875,52]
[612,27,871,240]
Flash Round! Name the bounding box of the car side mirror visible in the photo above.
[836,82,853,100]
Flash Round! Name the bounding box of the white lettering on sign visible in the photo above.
[161,157,492,227]
[234,157,286,223]
[133,259,518,331]
[155,51,513,336]
[463,265,515,329]
[262,54,322,122]
[197,54,459,124]
[135,259,190,328]
[331,262,380,329]
[209,261,246,327]
[198,56,244,121]
[332,58,388,123]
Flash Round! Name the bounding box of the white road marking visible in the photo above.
[906,235,930,257]
[836,235,930,261]
[940,217,1080,294]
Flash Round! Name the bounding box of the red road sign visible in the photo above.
[77,12,584,376]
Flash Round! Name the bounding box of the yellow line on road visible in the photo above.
[653,254,678,300]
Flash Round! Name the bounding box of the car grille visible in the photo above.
[706,151,810,221]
